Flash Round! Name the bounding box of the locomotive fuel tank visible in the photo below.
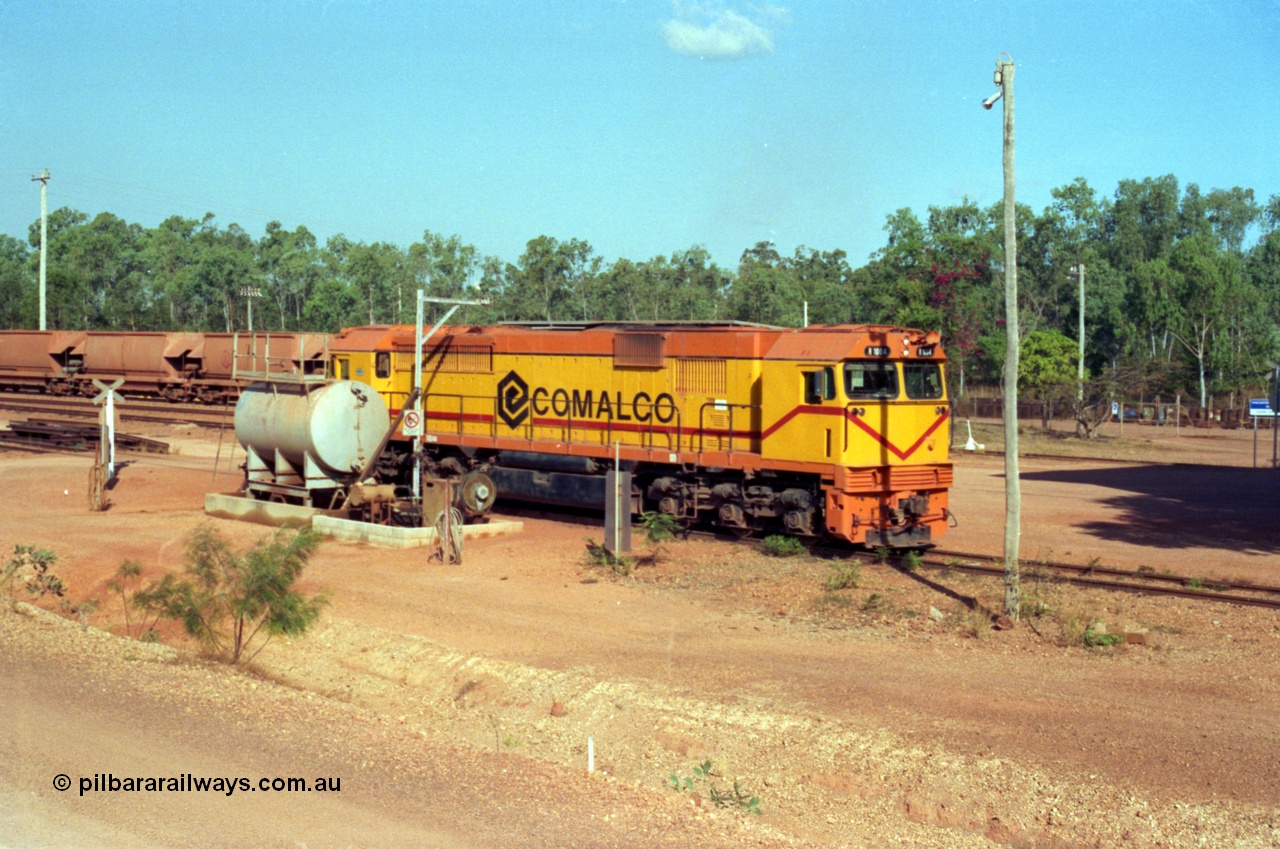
[235,380,390,498]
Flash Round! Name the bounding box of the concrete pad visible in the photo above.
[204,492,343,528]
[205,492,522,548]
[312,515,523,549]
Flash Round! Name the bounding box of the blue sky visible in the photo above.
[2,0,1277,269]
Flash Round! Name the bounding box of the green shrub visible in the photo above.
[135,524,327,664]
[823,562,862,591]
[761,535,805,558]
[583,539,634,576]
[4,545,65,605]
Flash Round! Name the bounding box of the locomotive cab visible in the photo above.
[759,326,952,547]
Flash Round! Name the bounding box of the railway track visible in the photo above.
[503,501,1280,611]
[915,548,1280,611]
[0,393,235,429]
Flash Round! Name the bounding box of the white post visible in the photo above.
[100,391,114,478]
[413,290,424,502]
[32,170,49,330]
[92,379,124,480]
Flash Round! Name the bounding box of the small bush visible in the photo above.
[638,511,681,546]
[583,538,634,576]
[668,761,761,816]
[823,562,862,591]
[135,524,327,664]
[761,535,805,558]
[1084,629,1123,648]
[964,608,991,640]
[3,545,65,608]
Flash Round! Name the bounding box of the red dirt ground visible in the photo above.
[1,420,1278,848]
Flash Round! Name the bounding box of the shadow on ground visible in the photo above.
[1022,464,1280,555]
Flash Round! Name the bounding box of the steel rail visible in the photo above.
[919,551,1280,610]
[930,548,1280,597]
[0,397,231,429]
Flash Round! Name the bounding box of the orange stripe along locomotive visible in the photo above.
[324,322,952,547]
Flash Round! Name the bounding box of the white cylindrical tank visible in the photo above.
[236,381,390,477]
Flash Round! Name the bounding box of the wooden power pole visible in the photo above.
[985,54,1021,620]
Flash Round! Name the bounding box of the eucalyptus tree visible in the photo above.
[1106,175,1181,270]
[787,246,855,325]
[662,246,730,321]
[258,221,323,330]
[729,241,802,326]
[1166,234,1236,406]
[302,278,361,332]
[340,241,411,326]
[595,257,649,321]
[408,230,483,324]
[0,235,33,328]
[507,235,600,322]
[141,215,205,329]
[188,221,257,332]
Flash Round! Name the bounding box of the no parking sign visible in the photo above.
[403,409,423,437]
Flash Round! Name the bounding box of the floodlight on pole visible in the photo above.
[240,286,262,332]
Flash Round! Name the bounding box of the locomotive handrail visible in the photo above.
[231,331,327,384]
[419,390,683,454]
[696,401,759,455]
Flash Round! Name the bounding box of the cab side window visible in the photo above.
[844,361,897,400]
[804,367,836,404]
[375,352,391,379]
[903,363,943,399]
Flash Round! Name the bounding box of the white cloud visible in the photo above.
[662,3,784,60]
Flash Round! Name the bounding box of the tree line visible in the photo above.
[2,175,1277,411]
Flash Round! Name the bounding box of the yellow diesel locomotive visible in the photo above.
[325,321,952,547]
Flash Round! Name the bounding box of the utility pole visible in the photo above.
[984,54,1020,620]
[1070,262,1086,435]
[31,169,49,330]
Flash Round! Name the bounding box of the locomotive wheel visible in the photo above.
[458,471,497,516]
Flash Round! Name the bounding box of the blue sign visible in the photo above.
[1249,398,1276,417]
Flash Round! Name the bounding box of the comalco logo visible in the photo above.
[495,369,680,430]
[496,370,530,429]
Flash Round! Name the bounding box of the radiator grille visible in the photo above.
[674,358,727,394]
[396,345,493,374]
[613,333,665,368]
